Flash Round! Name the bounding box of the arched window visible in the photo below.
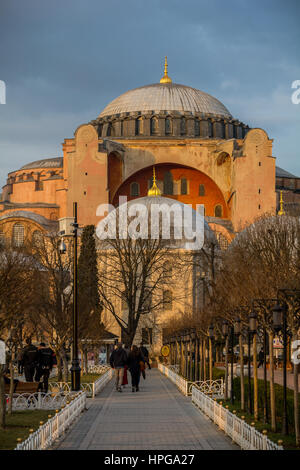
[107,123,112,137]
[181,178,188,195]
[12,223,25,247]
[151,117,158,135]
[163,261,172,281]
[195,119,200,136]
[130,182,140,197]
[180,117,186,135]
[199,184,205,196]
[135,117,143,135]
[163,171,173,195]
[32,230,43,247]
[165,117,172,135]
[163,290,173,311]
[207,121,212,137]
[0,231,5,247]
[214,205,223,218]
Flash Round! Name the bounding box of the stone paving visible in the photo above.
[57,369,237,450]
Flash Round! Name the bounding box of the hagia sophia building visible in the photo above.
[2,57,299,347]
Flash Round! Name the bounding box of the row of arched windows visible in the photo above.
[0,224,43,248]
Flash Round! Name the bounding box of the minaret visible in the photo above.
[148,167,162,197]
[278,190,285,216]
[160,56,172,84]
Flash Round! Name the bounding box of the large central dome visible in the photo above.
[99,82,232,119]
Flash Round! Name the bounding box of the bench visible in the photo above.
[5,381,39,394]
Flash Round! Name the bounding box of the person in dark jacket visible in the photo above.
[109,343,128,392]
[35,343,55,393]
[140,342,151,369]
[127,345,144,392]
[258,348,264,368]
[21,338,38,382]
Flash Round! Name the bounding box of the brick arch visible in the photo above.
[112,163,229,218]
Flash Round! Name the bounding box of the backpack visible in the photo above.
[39,348,53,369]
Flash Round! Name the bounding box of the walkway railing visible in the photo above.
[159,363,283,451]
[6,391,73,411]
[14,392,86,450]
[49,367,113,398]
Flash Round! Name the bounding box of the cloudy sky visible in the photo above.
[0,0,299,188]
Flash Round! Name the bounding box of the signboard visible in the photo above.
[161,345,170,357]
[273,336,283,349]
[0,340,5,364]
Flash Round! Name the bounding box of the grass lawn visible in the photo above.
[49,373,102,384]
[0,410,53,450]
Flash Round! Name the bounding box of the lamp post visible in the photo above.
[272,301,288,435]
[234,317,245,410]
[208,324,214,382]
[222,320,229,400]
[249,310,257,416]
[70,202,81,391]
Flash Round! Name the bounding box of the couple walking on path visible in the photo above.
[109,343,151,392]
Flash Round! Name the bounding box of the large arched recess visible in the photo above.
[112,163,229,219]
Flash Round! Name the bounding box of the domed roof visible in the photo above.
[99,83,232,119]
[19,157,63,171]
[96,195,216,250]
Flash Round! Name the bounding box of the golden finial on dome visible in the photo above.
[278,190,285,216]
[160,56,172,84]
[148,166,162,197]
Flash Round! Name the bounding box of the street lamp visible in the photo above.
[59,238,66,255]
[70,202,81,392]
[234,317,241,336]
[248,311,257,414]
[272,302,288,435]
[222,320,229,338]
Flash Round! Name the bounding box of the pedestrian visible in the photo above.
[109,342,128,392]
[258,348,264,368]
[21,338,38,382]
[127,345,144,392]
[17,348,23,375]
[122,344,129,388]
[140,342,151,369]
[35,342,55,393]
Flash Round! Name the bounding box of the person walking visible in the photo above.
[17,348,23,375]
[127,345,144,392]
[140,342,151,369]
[21,338,38,382]
[35,343,55,393]
[258,348,264,368]
[109,342,128,392]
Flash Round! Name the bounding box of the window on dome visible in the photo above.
[165,117,172,135]
[207,121,213,137]
[135,117,143,136]
[181,178,188,195]
[130,182,140,197]
[0,231,5,248]
[163,171,173,195]
[180,117,186,135]
[163,290,173,311]
[12,223,25,247]
[195,119,200,136]
[32,230,43,247]
[151,117,158,135]
[199,184,205,196]
[214,205,223,218]
[107,123,112,137]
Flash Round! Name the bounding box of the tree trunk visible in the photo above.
[195,339,199,382]
[253,333,258,420]
[94,346,99,365]
[203,340,207,382]
[0,367,6,429]
[56,352,63,381]
[8,356,14,415]
[199,339,203,381]
[269,332,276,431]
[293,333,299,446]
[209,338,213,382]
[61,349,69,383]
[225,337,229,400]
[239,334,245,411]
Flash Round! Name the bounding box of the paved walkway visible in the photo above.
[57,369,237,450]
[256,368,300,390]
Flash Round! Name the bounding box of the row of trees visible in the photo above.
[163,215,300,446]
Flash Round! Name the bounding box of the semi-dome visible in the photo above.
[99,82,232,119]
[19,157,63,171]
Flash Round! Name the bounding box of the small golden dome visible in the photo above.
[148,167,162,197]
[160,56,172,84]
